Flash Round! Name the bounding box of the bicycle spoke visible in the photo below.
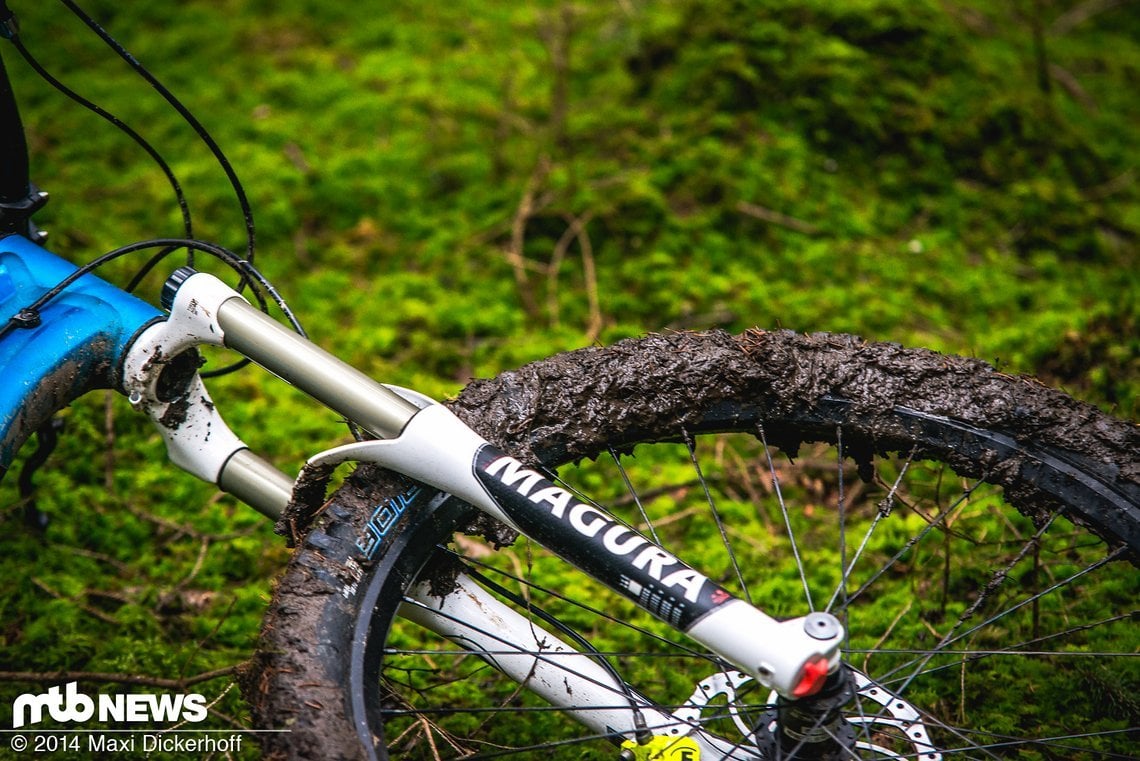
[439,546,720,664]
[881,542,1124,691]
[937,725,1140,758]
[826,448,916,613]
[372,422,1136,758]
[685,428,753,604]
[610,445,662,545]
[839,475,980,612]
[835,427,849,620]
[395,595,651,719]
[757,422,814,612]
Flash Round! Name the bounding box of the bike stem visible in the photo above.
[0,10,49,242]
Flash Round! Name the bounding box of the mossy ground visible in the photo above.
[0,0,1136,757]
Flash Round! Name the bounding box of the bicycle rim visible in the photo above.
[360,335,1139,759]
[249,330,1139,760]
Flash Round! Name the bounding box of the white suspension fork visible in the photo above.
[138,271,845,708]
[402,573,760,758]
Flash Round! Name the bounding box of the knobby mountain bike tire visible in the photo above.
[244,329,1139,761]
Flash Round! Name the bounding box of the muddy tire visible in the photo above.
[244,330,1139,760]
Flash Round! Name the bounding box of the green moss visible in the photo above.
[0,0,1135,755]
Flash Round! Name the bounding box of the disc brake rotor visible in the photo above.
[671,668,942,760]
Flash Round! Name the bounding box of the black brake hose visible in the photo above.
[0,5,359,441]
[60,0,256,264]
[6,32,194,249]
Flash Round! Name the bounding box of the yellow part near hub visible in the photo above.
[620,735,700,760]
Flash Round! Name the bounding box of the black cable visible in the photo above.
[60,0,256,264]
[124,245,181,293]
[18,417,62,530]
[0,238,300,344]
[54,1,309,380]
[3,6,323,389]
[122,246,254,377]
[0,4,28,199]
[5,34,194,251]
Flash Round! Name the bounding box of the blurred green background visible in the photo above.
[0,0,1136,749]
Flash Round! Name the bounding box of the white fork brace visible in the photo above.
[402,574,760,757]
[305,401,843,700]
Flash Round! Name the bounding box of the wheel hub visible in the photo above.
[673,666,942,760]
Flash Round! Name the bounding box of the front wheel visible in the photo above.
[246,330,1139,760]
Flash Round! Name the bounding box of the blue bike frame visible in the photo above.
[0,234,160,474]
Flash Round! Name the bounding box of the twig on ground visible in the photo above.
[1049,63,1096,110]
[178,596,239,682]
[505,157,552,319]
[1050,0,1128,36]
[736,200,821,235]
[125,500,261,543]
[572,215,603,342]
[31,577,119,625]
[0,664,240,689]
[546,212,601,339]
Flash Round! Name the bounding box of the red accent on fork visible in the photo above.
[791,656,830,698]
